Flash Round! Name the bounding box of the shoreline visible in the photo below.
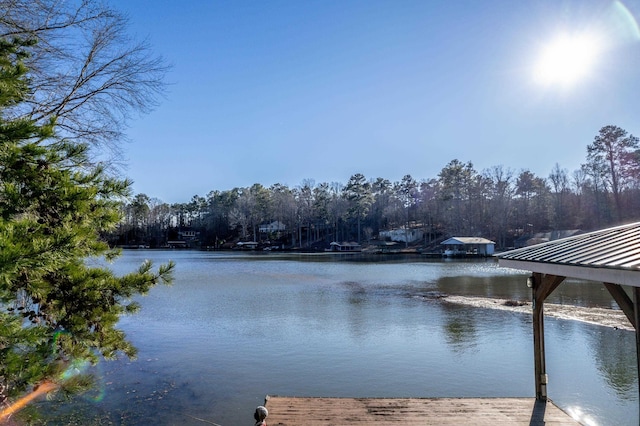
[442,295,633,331]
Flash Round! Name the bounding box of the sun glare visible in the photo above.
[533,32,602,89]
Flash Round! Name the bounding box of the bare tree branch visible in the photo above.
[0,0,170,163]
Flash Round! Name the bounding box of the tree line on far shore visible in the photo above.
[112,125,640,250]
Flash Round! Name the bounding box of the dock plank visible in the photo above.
[264,396,581,425]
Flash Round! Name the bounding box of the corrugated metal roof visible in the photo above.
[498,222,640,271]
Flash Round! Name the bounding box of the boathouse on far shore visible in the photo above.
[328,241,362,252]
[441,237,495,256]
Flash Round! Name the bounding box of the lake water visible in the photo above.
[41,250,637,425]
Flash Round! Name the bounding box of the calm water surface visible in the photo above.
[43,250,637,425]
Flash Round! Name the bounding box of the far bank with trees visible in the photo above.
[111,124,640,251]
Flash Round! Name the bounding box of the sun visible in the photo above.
[533,32,602,89]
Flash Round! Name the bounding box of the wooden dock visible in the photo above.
[263,396,581,425]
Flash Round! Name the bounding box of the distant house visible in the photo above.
[259,221,286,233]
[178,230,199,240]
[379,228,424,243]
[441,237,495,257]
[167,230,200,249]
[328,242,362,252]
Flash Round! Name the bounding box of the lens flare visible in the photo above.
[59,358,90,381]
[82,361,107,403]
[52,331,106,402]
[51,329,69,355]
[0,381,58,421]
[0,330,110,419]
[611,1,640,42]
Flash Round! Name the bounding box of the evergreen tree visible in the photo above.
[344,173,372,243]
[584,125,640,222]
[0,38,174,417]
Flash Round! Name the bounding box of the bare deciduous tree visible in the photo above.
[0,0,170,161]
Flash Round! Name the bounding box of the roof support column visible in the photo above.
[531,273,565,402]
[603,283,636,328]
[532,273,547,401]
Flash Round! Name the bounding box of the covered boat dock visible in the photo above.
[261,222,640,425]
[498,221,640,408]
[441,237,496,257]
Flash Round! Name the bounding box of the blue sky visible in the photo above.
[111,0,640,203]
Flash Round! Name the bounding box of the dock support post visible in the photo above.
[531,273,565,402]
[532,273,547,401]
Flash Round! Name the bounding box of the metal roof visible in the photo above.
[498,222,640,287]
[442,237,495,245]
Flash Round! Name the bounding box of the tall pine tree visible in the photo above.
[0,38,174,418]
